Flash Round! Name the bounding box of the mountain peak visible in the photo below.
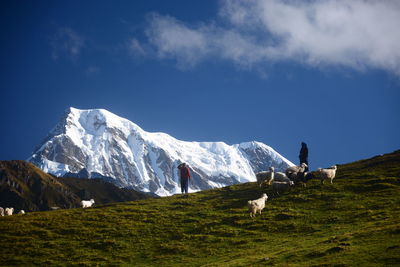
[29,108,293,196]
[65,107,140,128]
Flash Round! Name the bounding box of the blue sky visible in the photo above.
[1,0,399,170]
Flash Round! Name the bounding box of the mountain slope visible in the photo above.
[29,107,293,195]
[0,160,151,211]
[1,150,399,266]
[0,161,78,211]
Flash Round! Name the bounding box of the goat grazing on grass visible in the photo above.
[255,167,275,187]
[314,165,338,184]
[248,193,268,218]
[81,199,95,208]
[285,163,308,184]
[5,207,14,216]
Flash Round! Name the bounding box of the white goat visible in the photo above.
[81,199,95,208]
[285,163,308,181]
[247,193,268,218]
[0,207,4,216]
[272,181,294,196]
[5,207,14,216]
[315,165,338,184]
[255,167,275,187]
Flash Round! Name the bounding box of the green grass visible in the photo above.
[1,151,399,266]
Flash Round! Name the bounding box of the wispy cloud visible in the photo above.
[51,27,85,61]
[145,14,211,69]
[127,38,147,56]
[144,0,400,75]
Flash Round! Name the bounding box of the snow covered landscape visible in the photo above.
[29,108,293,196]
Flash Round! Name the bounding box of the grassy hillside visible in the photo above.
[0,151,399,266]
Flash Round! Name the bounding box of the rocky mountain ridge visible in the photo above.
[29,107,293,196]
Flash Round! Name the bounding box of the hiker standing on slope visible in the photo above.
[177,163,191,194]
[299,142,309,172]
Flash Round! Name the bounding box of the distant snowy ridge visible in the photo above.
[29,107,293,196]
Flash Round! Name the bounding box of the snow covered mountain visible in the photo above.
[28,108,293,196]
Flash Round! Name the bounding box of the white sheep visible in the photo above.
[81,199,95,208]
[314,165,337,184]
[247,193,268,218]
[285,163,308,181]
[0,207,4,216]
[5,207,14,216]
[272,180,294,196]
[18,210,25,215]
[255,167,275,187]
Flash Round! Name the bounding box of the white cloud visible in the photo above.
[145,14,211,69]
[144,0,400,75]
[51,27,85,61]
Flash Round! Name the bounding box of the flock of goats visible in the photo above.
[248,163,338,218]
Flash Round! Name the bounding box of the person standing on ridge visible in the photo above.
[299,142,309,172]
[177,162,191,194]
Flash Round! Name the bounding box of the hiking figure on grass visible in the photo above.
[177,162,191,194]
[299,142,309,172]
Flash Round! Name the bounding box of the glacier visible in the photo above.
[28,107,294,196]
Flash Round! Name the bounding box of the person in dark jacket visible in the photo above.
[177,163,191,194]
[299,142,309,172]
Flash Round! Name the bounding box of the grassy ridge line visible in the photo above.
[0,151,399,266]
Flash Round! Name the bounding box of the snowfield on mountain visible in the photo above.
[29,108,293,196]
